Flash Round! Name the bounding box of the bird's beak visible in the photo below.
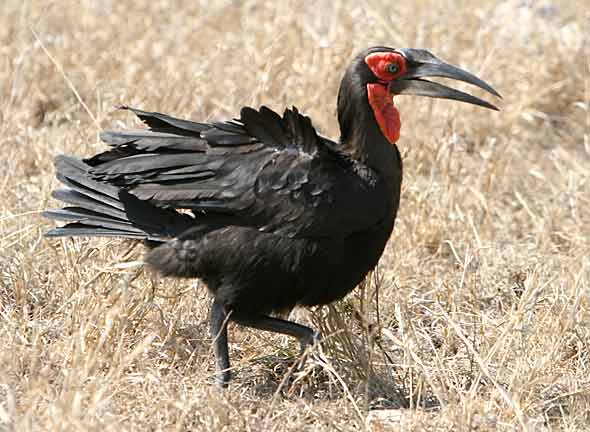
[389,48,501,111]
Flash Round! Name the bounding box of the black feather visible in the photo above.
[45,224,150,239]
[122,106,209,134]
[258,106,288,146]
[240,107,280,147]
[100,130,208,152]
[43,208,144,232]
[51,189,127,220]
[200,127,257,146]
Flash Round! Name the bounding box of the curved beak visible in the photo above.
[389,48,501,111]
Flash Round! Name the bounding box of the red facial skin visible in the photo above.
[364,52,408,144]
[366,83,401,144]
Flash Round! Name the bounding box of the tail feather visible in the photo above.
[43,208,143,232]
[51,189,127,220]
[44,155,195,242]
[45,224,149,239]
[55,155,121,200]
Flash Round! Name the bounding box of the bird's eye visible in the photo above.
[387,63,399,74]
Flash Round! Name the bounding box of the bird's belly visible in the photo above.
[297,217,395,307]
[197,217,395,315]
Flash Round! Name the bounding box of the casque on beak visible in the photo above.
[389,48,501,111]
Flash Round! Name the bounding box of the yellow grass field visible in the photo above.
[1,0,588,430]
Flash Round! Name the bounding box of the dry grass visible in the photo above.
[1,0,589,430]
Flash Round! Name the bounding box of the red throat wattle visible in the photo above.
[366,83,401,144]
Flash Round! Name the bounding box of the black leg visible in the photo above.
[231,314,320,355]
[210,299,231,387]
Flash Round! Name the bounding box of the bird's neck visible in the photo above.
[337,80,402,187]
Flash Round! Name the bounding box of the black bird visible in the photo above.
[43,47,500,386]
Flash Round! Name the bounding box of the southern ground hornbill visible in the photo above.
[44,47,499,386]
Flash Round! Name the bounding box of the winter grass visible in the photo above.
[0,0,588,430]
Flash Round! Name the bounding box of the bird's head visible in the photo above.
[338,47,501,145]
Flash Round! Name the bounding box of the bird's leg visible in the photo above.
[231,314,320,356]
[210,299,231,387]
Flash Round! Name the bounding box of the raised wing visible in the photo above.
[87,106,388,239]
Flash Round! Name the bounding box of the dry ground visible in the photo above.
[1,0,589,430]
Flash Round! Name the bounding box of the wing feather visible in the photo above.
[82,105,385,239]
